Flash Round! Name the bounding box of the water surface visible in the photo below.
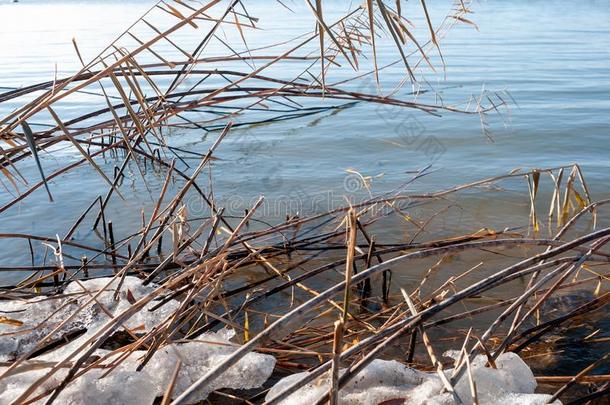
[0,0,609,276]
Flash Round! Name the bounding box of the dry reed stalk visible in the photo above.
[329,319,344,405]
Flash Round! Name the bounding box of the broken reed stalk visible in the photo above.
[107,221,118,271]
[160,359,182,405]
[329,320,344,405]
[401,288,462,403]
[342,208,357,323]
[325,208,357,404]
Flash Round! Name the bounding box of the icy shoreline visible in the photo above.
[1,277,559,404]
[0,277,276,404]
[266,353,560,405]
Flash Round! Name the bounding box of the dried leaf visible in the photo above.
[126,289,137,304]
[0,316,24,327]
[21,122,53,202]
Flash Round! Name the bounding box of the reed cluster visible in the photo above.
[0,1,608,404]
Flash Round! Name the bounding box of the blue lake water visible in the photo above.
[0,0,609,278]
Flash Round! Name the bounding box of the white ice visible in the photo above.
[0,276,180,362]
[266,352,561,405]
[0,277,276,404]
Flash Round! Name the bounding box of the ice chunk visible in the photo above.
[120,336,276,400]
[0,296,80,362]
[0,330,276,405]
[449,352,545,404]
[266,359,435,405]
[0,366,69,404]
[0,367,156,405]
[266,353,560,405]
[0,276,179,361]
[56,369,158,405]
[62,276,181,331]
[0,277,276,404]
